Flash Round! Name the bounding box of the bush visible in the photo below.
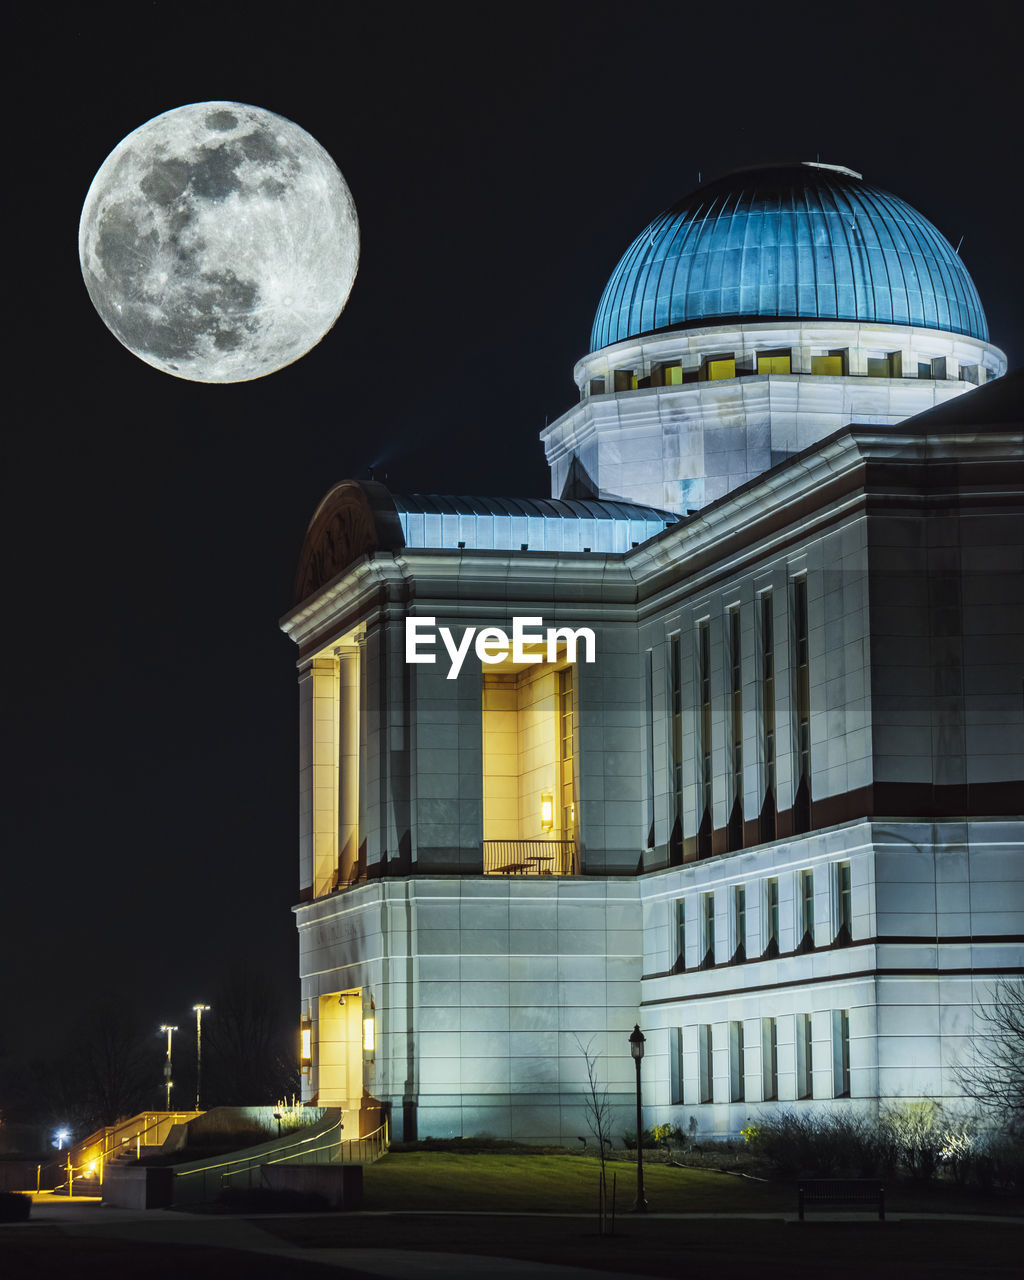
[741,1110,882,1177]
[880,1101,945,1182]
[622,1124,685,1151]
[973,1133,1024,1194]
[0,1191,31,1222]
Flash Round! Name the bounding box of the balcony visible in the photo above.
[483,840,579,876]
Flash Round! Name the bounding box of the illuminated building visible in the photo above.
[282,163,1021,1141]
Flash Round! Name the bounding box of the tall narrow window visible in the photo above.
[697,620,712,858]
[669,637,683,862]
[674,899,687,972]
[730,1021,745,1101]
[558,668,576,870]
[701,891,715,968]
[833,1010,851,1097]
[761,1017,778,1100]
[645,650,655,850]
[728,608,743,851]
[797,1013,813,1098]
[799,869,815,951]
[792,578,811,834]
[732,884,746,962]
[699,1024,714,1102]
[763,876,779,959]
[836,861,852,944]
[759,594,776,842]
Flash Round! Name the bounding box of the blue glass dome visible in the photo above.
[590,163,988,351]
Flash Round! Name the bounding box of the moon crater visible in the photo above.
[79,102,359,383]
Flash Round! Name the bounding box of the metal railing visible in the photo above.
[483,840,578,876]
[171,1111,388,1205]
[44,1111,201,1193]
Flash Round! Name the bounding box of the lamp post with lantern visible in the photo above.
[159,1024,178,1110]
[629,1024,647,1212]
[192,1004,210,1111]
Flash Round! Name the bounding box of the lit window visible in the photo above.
[756,351,791,374]
[662,363,683,385]
[811,353,844,375]
[705,356,736,381]
[613,368,637,392]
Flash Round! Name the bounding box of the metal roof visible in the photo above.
[393,493,677,554]
[591,163,988,350]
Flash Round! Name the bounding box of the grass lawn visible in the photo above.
[363,1151,788,1214]
[362,1151,1022,1217]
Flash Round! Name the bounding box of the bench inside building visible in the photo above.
[797,1180,885,1220]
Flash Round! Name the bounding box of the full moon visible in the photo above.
[79,102,359,383]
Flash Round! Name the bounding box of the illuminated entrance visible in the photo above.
[317,988,369,1109]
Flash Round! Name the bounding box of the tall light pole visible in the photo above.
[629,1024,647,1212]
[160,1024,178,1110]
[192,1004,211,1111]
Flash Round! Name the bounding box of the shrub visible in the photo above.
[0,1192,31,1222]
[973,1132,1024,1194]
[622,1126,682,1151]
[742,1110,882,1177]
[880,1101,945,1182]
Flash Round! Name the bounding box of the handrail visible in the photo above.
[483,839,578,876]
[175,1115,346,1179]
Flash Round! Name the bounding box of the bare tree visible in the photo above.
[955,978,1024,1129]
[203,962,299,1105]
[575,1035,613,1234]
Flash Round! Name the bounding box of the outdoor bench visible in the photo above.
[797,1179,885,1220]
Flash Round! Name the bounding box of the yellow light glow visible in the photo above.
[540,792,554,831]
[363,1017,375,1052]
[85,1160,98,1178]
[300,1026,312,1063]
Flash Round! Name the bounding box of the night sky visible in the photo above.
[2,3,1021,1073]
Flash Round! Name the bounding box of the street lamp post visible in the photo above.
[160,1024,178,1110]
[629,1024,647,1212]
[192,1004,211,1111]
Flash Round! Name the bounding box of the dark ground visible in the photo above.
[2,1211,1022,1279]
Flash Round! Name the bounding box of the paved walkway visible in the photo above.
[6,1201,648,1278]
[5,1198,1022,1279]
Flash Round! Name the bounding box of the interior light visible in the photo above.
[300,1017,312,1067]
[363,1017,375,1053]
[540,791,554,831]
